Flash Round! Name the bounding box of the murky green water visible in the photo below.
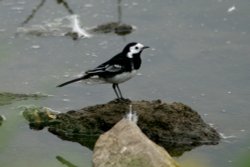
[1,0,250,166]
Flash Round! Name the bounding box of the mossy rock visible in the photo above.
[21,106,60,130]
[48,99,220,156]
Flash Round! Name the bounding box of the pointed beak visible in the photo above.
[142,46,150,50]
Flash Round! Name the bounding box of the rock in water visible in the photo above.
[22,106,60,130]
[93,118,180,167]
[48,99,220,156]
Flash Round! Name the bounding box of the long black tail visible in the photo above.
[57,77,84,87]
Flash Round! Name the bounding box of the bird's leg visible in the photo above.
[112,84,120,99]
[116,84,124,99]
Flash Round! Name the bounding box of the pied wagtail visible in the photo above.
[57,42,149,99]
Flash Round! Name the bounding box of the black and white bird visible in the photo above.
[57,42,149,99]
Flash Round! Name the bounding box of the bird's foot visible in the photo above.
[114,98,131,103]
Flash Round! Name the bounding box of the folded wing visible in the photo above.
[86,64,123,75]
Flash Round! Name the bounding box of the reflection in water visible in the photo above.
[89,0,134,36]
[21,0,74,26]
[18,0,134,39]
[48,128,99,151]
[56,156,78,167]
[48,129,198,157]
[56,0,74,14]
[17,15,91,39]
[47,123,203,157]
[21,0,46,26]
[117,0,122,23]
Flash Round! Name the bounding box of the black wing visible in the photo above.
[84,54,128,78]
[87,63,122,72]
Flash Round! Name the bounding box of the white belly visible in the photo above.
[105,70,137,84]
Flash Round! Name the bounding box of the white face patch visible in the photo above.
[127,43,144,58]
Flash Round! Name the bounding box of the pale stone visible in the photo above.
[93,118,180,167]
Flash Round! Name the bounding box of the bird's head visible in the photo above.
[123,42,149,58]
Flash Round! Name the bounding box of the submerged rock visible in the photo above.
[0,92,47,106]
[93,118,180,167]
[90,22,134,36]
[48,99,220,156]
[0,115,4,126]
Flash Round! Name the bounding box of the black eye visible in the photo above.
[135,46,139,50]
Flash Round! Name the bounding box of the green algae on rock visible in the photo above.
[21,106,60,130]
